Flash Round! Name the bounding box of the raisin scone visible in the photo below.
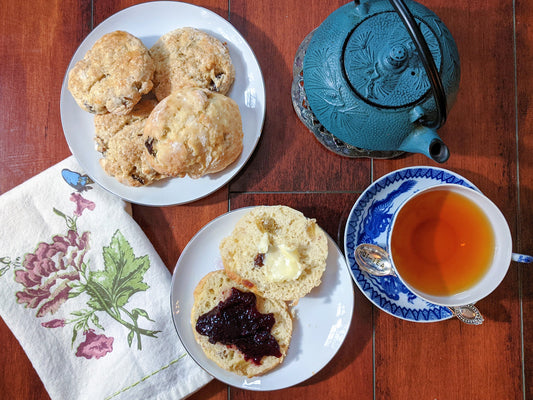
[191,270,292,377]
[220,206,329,305]
[94,96,164,186]
[150,27,235,101]
[143,87,243,178]
[68,30,154,115]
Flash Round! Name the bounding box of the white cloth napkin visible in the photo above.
[0,157,212,400]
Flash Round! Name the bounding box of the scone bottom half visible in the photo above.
[220,205,329,305]
[191,270,292,377]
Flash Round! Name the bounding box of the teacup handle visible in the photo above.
[453,253,529,325]
[512,253,533,263]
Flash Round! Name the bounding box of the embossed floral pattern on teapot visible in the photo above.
[302,0,460,162]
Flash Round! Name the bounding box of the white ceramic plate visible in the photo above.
[60,1,265,206]
[170,207,354,390]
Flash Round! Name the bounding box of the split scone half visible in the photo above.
[220,205,328,305]
[191,270,292,377]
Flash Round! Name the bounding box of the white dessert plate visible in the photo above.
[170,207,354,390]
[60,1,265,206]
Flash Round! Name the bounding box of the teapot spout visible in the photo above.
[399,126,450,163]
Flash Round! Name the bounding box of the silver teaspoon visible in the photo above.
[354,243,484,325]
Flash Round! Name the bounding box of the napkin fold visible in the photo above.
[0,157,211,399]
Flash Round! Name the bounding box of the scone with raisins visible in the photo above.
[150,27,235,101]
[94,96,164,186]
[191,270,292,377]
[220,206,328,305]
[143,87,243,178]
[68,30,154,115]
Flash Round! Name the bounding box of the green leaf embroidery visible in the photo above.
[91,313,104,331]
[91,230,150,308]
[127,330,134,347]
[7,197,160,356]
[132,308,155,322]
[53,207,77,231]
[5,189,164,359]
[83,230,159,350]
[71,326,78,347]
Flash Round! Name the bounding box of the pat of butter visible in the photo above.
[264,244,303,282]
[257,232,270,254]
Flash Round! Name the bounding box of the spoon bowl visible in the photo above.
[354,243,395,276]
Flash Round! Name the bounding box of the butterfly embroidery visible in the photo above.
[61,169,93,192]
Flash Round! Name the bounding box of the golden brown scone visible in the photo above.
[220,206,328,305]
[150,27,235,101]
[143,87,243,178]
[191,270,292,377]
[68,30,154,115]
[94,96,164,186]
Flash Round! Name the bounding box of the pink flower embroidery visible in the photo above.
[76,330,114,359]
[14,231,88,316]
[6,187,154,357]
[70,193,95,217]
[42,319,66,328]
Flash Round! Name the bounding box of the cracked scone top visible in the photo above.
[143,87,243,178]
[94,96,164,186]
[150,27,235,101]
[68,30,154,115]
[220,206,329,304]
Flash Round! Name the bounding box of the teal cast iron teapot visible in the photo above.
[303,0,460,162]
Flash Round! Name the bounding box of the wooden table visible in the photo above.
[1,0,532,399]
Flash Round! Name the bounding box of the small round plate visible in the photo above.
[60,1,265,206]
[170,207,354,390]
[344,166,478,322]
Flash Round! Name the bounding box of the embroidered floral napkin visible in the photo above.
[0,157,212,399]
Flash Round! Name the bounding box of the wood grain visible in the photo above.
[372,0,524,398]
[516,0,533,398]
[229,0,372,193]
[0,1,88,399]
[0,0,531,398]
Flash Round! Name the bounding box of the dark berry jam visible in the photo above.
[195,287,282,365]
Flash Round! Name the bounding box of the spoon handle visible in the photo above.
[449,304,484,325]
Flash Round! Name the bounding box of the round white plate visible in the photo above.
[60,1,265,206]
[344,166,479,322]
[170,207,354,390]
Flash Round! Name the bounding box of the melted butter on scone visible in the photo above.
[258,234,303,282]
[257,232,270,253]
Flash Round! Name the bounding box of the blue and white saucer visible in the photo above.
[344,166,478,322]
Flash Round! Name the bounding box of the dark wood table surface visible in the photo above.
[1,0,532,399]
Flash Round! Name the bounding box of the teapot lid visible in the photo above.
[343,11,442,108]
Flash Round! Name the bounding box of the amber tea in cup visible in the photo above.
[387,184,512,307]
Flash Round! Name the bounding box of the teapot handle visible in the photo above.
[387,0,448,129]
